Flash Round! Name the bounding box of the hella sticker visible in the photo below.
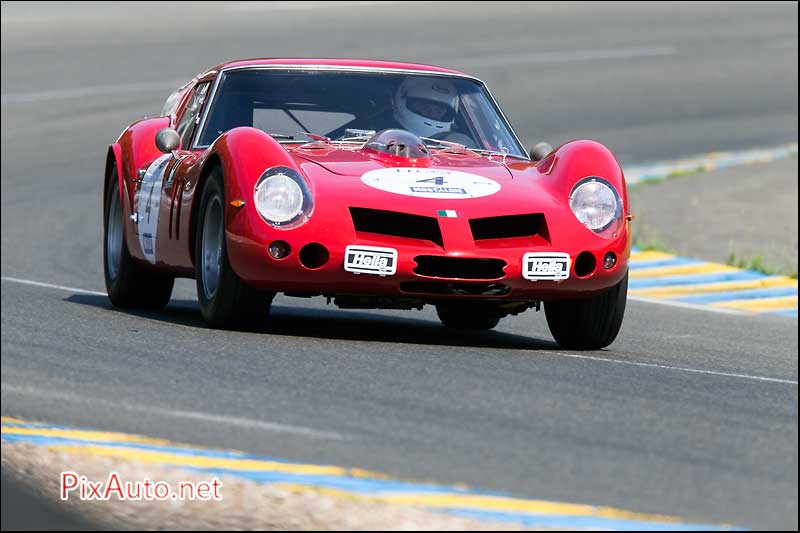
[344,245,398,276]
[522,252,571,281]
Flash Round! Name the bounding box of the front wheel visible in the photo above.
[544,271,628,350]
[195,167,273,330]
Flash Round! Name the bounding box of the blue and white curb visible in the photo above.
[628,247,797,316]
[1,417,737,530]
[624,143,797,185]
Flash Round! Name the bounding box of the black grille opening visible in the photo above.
[574,251,597,278]
[413,256,506,280]
[469,213,547,241]
[299,242,330,269]
[350,207,443,247]
[400,282,510,296]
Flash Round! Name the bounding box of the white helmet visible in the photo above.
[394,78,458,138]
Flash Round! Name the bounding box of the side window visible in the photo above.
[175,82,210,148]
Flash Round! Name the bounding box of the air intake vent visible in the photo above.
[350,208,443,247]
[469,213,547,241]
[413,256,506,280]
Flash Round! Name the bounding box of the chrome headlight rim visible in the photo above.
[569,177,622,234]
[253,166,314,229]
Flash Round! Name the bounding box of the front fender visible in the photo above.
[209,127,302,208]
[115,118,170,210]
[111,117,170,261]
[206,127,305,280]
[508,140,631,270]
[542,140,627,206]
[509,140,627,202]
[549,140,630,246]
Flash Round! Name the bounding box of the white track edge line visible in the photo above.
[2,276,107,297]
[543,352,797,386]
[1,383,352,441]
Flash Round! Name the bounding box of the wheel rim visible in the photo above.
[201,195,224,300]
[106,187,123,281]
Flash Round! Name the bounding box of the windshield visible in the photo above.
[195,69,526,158]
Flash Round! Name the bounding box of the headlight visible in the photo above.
[569,177,621,233]
[253,166,313,228]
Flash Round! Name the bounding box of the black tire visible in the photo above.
[436,302,502,331]
[104,167,174,309]
[544,271,628,350]
[195,167,273,330]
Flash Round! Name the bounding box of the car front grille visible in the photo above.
[350,207,443,247]
[413,255,507,280]
[469,213,548,241]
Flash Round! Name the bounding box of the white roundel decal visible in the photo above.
[360,167,501,199]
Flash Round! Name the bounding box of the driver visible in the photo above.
[394,78,459,139]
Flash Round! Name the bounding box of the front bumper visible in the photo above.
[227,210,631,301]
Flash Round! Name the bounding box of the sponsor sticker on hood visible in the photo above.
[360,167,501,199]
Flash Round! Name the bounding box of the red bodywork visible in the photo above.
[105,59,630,304]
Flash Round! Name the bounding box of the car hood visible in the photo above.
[288,144,563,217]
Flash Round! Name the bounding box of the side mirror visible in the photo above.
[529,142,553,162]
[155,127,180,154]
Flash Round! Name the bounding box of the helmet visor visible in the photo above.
[406,97,455,122]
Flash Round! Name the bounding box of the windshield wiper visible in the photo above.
[470,148,529,161]
[422,137,528,161]
[335,129,377,143]
[267,132,295,140]
[420,137,468,150]
[297,131,332,143]
[297,131,373,145]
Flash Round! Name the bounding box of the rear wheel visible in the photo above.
[195,167,273,330]
[436,302,503,331]
[544,271,628,350]
[104,167,174,309]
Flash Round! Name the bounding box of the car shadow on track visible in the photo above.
[65,294,559,351]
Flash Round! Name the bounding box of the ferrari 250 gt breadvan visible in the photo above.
[103,59,631,349]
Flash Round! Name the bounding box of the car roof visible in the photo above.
[198,58,467,79]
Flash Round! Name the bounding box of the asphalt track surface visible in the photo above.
[1,2,798,530]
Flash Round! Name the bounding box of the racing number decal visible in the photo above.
[416,176,446,185]
[360,168,501,199]
[136,154,172,264]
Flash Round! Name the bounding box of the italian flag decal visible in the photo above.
[437,210,457,218]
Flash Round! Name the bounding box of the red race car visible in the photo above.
[103,59,631,349]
